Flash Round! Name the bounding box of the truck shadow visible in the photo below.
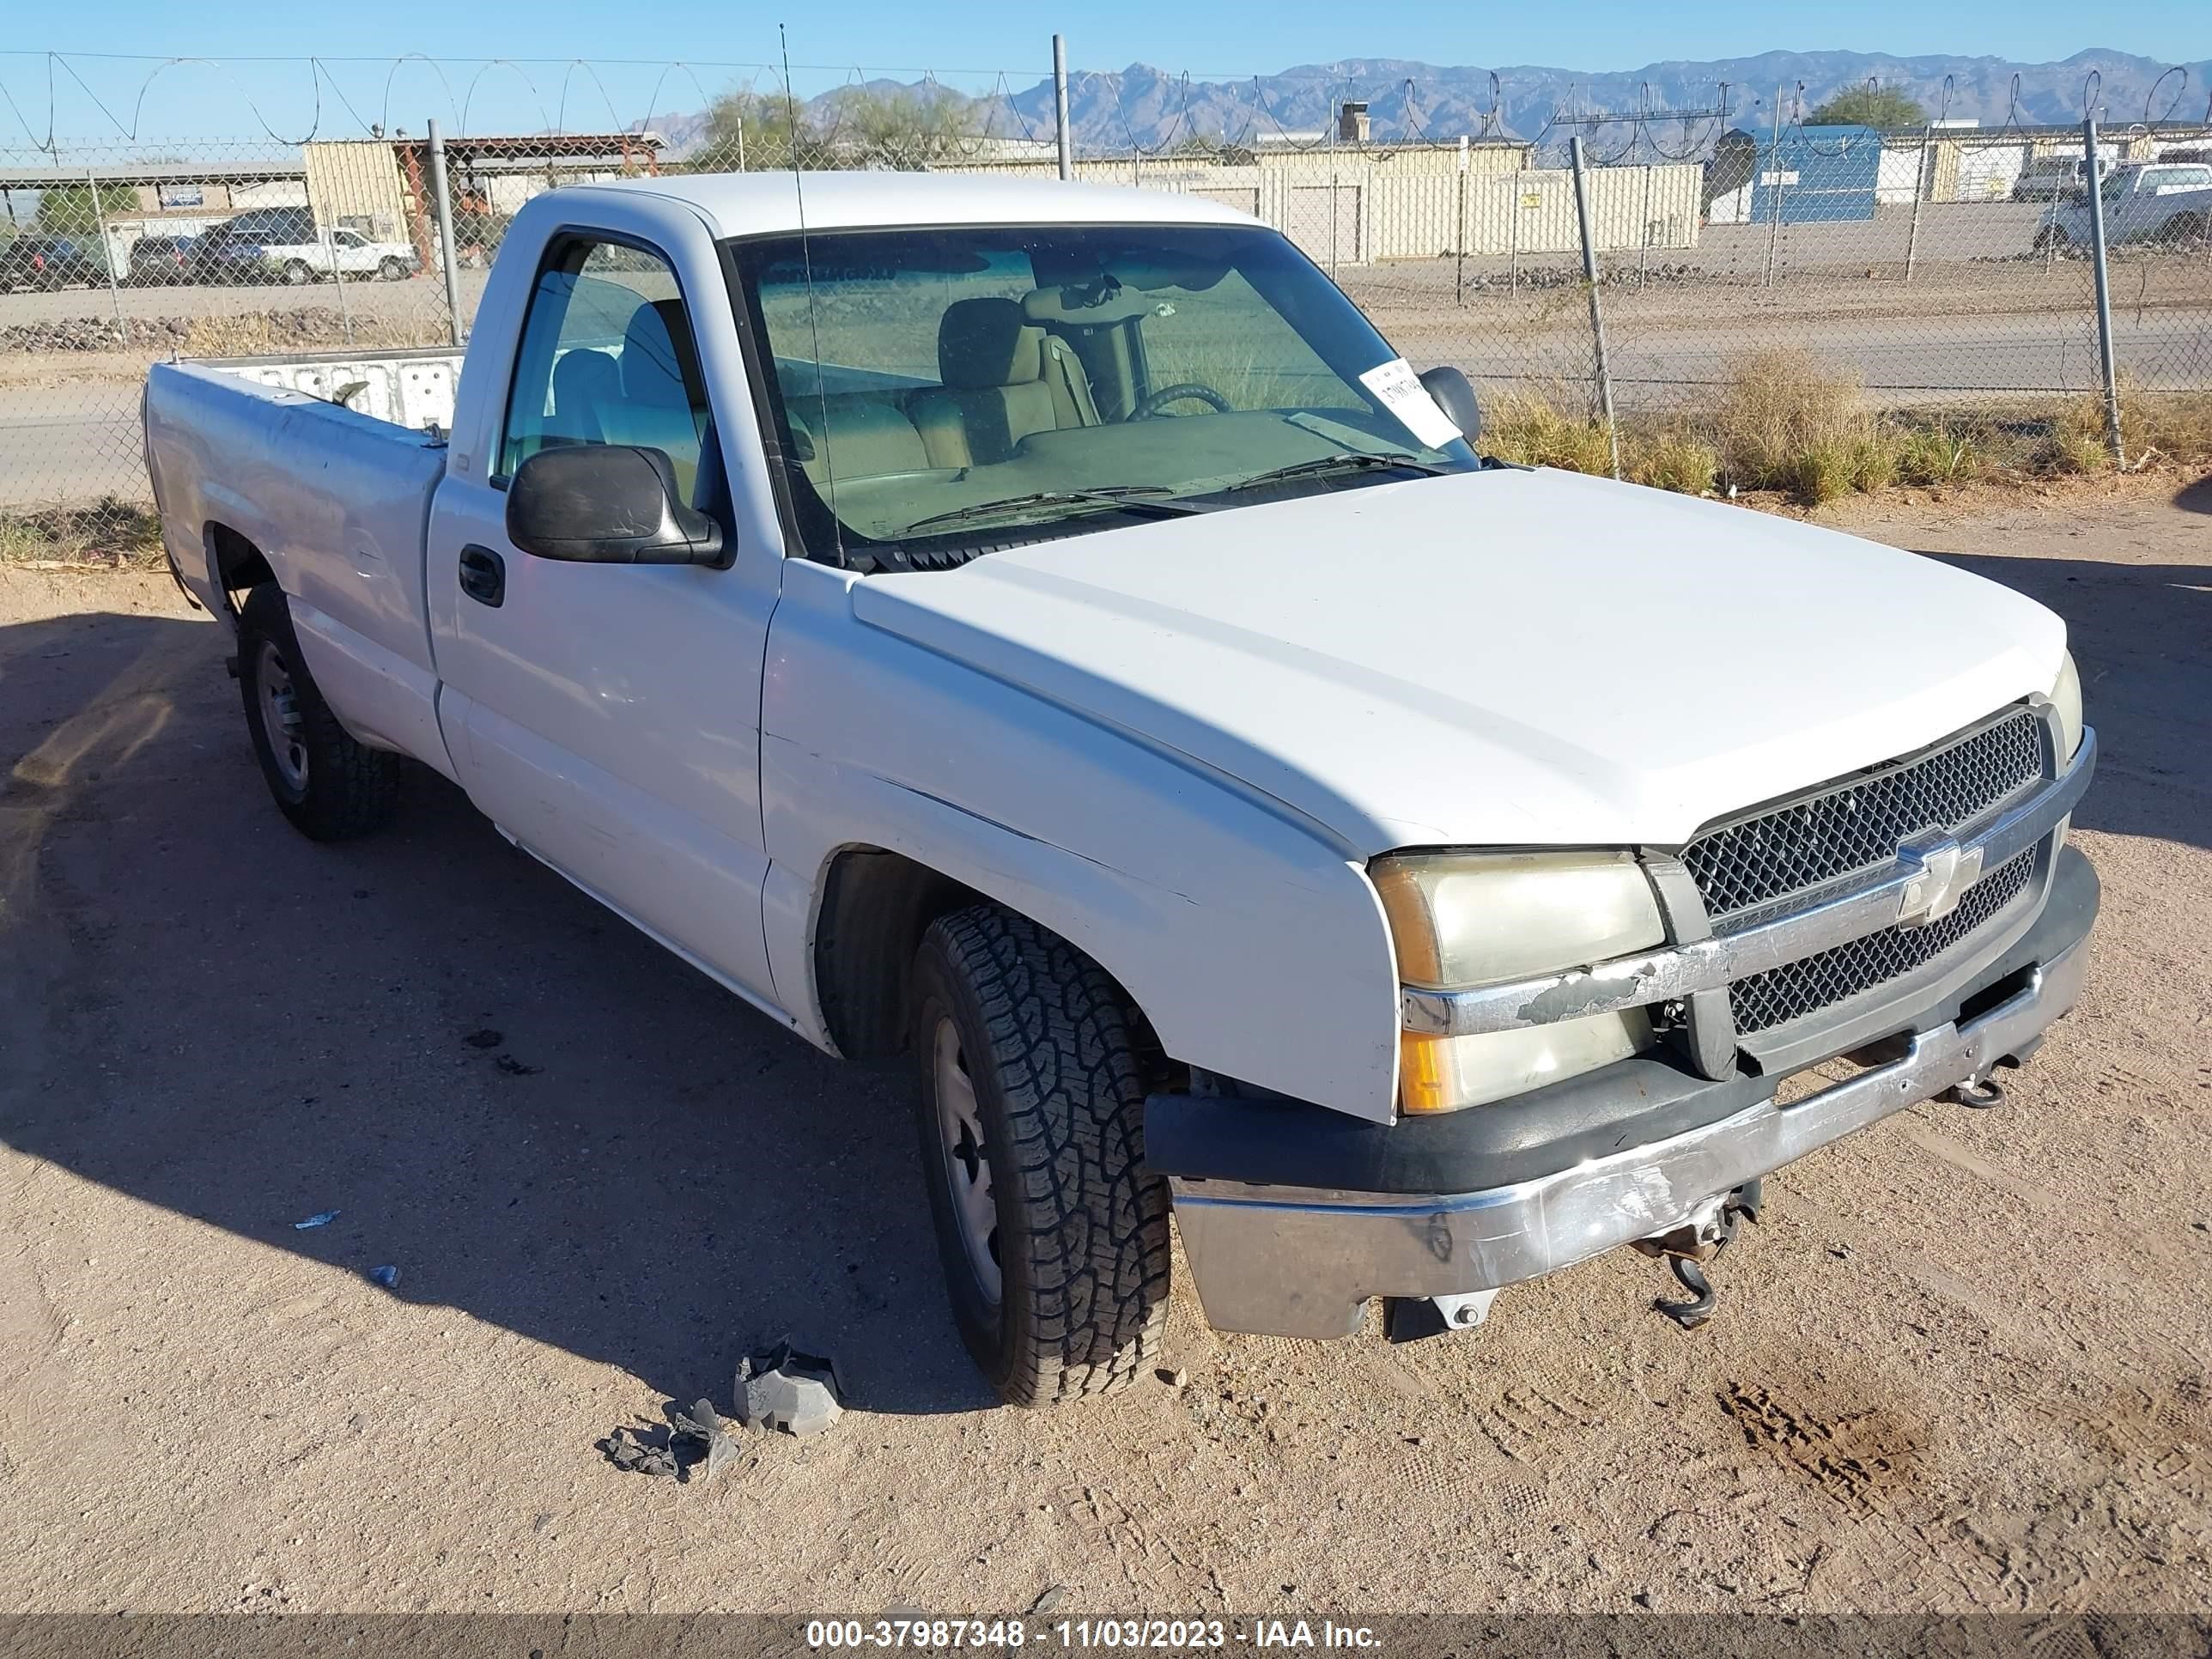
[0,607,997,1420]
[1918,550,2211,855]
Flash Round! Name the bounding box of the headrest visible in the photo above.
[622,299,701,405]
[937,296,1044,390]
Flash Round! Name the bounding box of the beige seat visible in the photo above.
[908,297,1097,469]
[791,392,933,488]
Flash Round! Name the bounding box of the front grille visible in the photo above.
[1685,708,2043,922]
[1729,850,2036,1035]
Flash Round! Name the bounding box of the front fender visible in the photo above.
[760,562,1402,1122]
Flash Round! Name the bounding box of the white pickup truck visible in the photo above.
[145,173,2098,1405]
[2039,159,2212,253]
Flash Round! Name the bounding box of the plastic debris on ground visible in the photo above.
[293,1210,339,1231]
[368,1265,400,1288]
[736,1340,845,1438]
[601,1427,678,1480]
[671,1397,742,1481]
[600,1398,745,1483]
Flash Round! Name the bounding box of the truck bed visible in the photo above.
[145,351,456,774]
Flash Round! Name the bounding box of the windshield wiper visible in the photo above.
[903,486,1206,535]
[1222,451,1448,495]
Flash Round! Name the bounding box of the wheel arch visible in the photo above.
[204,521,274,621]
[807,842,1165,1070]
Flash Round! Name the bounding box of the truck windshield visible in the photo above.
[726,223,1478,566]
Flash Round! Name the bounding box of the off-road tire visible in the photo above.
[238,583,401,841]
[2154,211,2206,252]
[910,905,1170,1407]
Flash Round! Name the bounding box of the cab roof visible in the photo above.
[550,169,1261,238]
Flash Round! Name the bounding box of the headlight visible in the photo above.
[2048,650,2082,764]
[1372,851,1667,1114]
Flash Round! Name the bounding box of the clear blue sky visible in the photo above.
[3,1,2206,141]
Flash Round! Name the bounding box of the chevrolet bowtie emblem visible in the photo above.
[1896,838,1984,926]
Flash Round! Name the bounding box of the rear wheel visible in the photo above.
[377,256,407,282]
[2154,211,2206,252]
[2034,223,2074,256]
[238,585,401,841]
[909,905,1170,1407]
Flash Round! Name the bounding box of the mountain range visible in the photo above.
[647,48,2212,155]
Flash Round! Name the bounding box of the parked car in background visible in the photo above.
[196,206,419,286]
[127,235,202,286]
[2039,161,2212,252]
[283,226,422,284]
[2011,155,2101,203]
[188,222,281,285]
[0,234,106,292]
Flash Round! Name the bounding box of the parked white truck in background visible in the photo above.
[2039,159,2212,252]
[144,173,2098,1405]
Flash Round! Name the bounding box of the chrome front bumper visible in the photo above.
[1170,932,2091,1340]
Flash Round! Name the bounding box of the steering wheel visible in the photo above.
[1128,381,1235,420]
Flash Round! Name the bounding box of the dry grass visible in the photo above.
[1711,349,1888,501]
[0,500,165,568]
[1482,356,2212,509]
[1629,431,1720,495]
[1893,419,1996,486]
[1484,390,1618,475]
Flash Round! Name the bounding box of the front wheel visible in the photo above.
[280,259,313,286]
[909,906,1170,1407]
[238,585,401,841]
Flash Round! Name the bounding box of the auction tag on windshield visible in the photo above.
[1359,358,1462,450]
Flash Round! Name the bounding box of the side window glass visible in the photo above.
[499,239,713,504]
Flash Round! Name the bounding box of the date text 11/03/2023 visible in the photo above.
[803,1619,1385,1649]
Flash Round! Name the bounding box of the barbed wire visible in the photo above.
[5,46,2210,166]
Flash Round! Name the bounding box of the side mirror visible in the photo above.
[506,445,726,567]
[1419,365,1482,445]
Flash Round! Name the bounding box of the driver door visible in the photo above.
[426,228,782,1006]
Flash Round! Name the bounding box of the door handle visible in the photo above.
[458,544,505,607]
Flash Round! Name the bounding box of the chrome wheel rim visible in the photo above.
[257,638,308,792]
[933,1016,1000,1305]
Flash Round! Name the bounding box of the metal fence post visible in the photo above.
[2081,117,2126,466]
[87,170,125,330]
[324,228,356,346]
[426,118,466,348]
[1762,86,1784,288]
[1904,124,1930,282]
[2043,148,2066,274]
[1455,154,1468,307]
[1570,137,1623,480]
[1052,35,1073,181]
[1507,168,1521,293]
[1638,163,1652,286]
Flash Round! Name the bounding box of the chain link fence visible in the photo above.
[5,97,2210,562]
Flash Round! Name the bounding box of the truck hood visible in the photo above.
[851,467,2066,854]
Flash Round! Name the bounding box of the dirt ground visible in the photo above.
[1,476,2209,1620]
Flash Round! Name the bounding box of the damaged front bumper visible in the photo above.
[1150,847,2098,1341]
